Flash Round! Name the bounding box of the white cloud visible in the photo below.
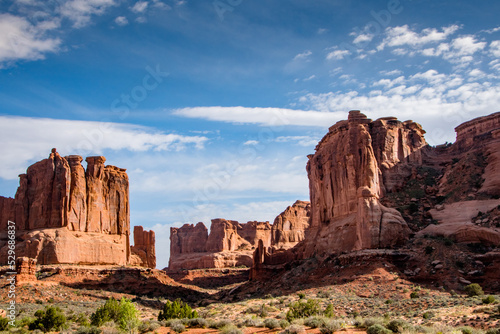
[243,140,259,145]
[0,116,208,180]
[293,50,312,61]
[131,1,149,13]
[353,33,374,45]
[60,0,116,28]
[379,69,402,76]
[114,16,128,26]
[483,26,500,34]
[0,13,61,63]
[275,136,319,147]
[490,40,500,57]
[378,24,460,50]
[449,35,486,56]
[326,49,351,60]
[173,106,342,127]
[299,70,500,145]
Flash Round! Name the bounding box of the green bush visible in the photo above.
[410,291,419,299]
[323,304,335,318]
[464,283,484,297]
[460,326,475,334]
[28,306,67,332]
[264,318,280,329]
[422,311,434,319]
[367,324,392,334]
[386,319,408,333]
[297,293,306,299]
[90,297,140,332]
[158,299,198,321]
[0,317,9,331]
[482,295,497,304]
[286,299,320,321]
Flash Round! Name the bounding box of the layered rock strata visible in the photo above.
[0,149,155,267]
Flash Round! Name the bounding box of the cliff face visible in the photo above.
[303,111,421,257]
[168,202,310,271]
[0,149,154,267]
[251,111,500,281]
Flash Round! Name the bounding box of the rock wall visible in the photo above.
[168,203,310,271]
[272,200,310,250]
[454,112,500,151]
[0,149,154,267]
[303,111,420,258]
[130,226,156,268]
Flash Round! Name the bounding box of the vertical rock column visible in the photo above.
[66,155,87,231]
[85,156,106,233]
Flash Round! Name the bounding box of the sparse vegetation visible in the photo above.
[286,299,321,321]
[464,283,484,297]
[158,299,198,321]
[28,306,67,332]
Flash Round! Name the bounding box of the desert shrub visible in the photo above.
[219,324,242,334]
[280,324,306,334]
[464,283,484,297]
[323,304,335,318]
[90,297,139,332]
[362,317,385,328]
[279,319,290,329]
[297,293,306,299]
[158,299,197,321]
[367,324,392,334]
[460,326,475,334]
[422,311,435,319]
[0,317,9,331]
[264,318,280,329]
[486,329,500,334]
[317,290,330,299]
[387,319,408,333]
[138,320,161,333]
[210,319,233,329]
[286,299,320,321]
[320,319,345,334]
[74,313,90,327]
[170,322,186,333]
[76,326,102,334]
[241,317,263,327]
[304,316,325,328]
[186,317,208,328]
[410,291,419,299]
[28,306,67,332]
[482,295,497,304]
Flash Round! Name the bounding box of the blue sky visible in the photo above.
[1,0,500,268]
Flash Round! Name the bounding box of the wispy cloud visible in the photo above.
[131,1,149,13]
[60,0,117,28]
[114,16,129,26]
[0,116,208,179]
[173,106,343,127]
[378,24,460,50]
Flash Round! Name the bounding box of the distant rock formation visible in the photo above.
[16,257,37,285]
[251,111,500,280]
[130,226,156,269]
[168,202,310,271]
[0,149,155,267]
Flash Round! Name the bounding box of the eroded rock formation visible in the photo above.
[168,203,310,271]
[15,257,37,285]
[130,226,156,268]
[250,111,500,280]
[0,149,154,267]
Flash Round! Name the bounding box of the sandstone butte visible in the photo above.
[168,200,310,271]
[251,110,500,279]
[0,149,155,268]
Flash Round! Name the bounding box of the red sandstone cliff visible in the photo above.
[251,111,500,280]
[130,226,156,268]
[0,149,155,267]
